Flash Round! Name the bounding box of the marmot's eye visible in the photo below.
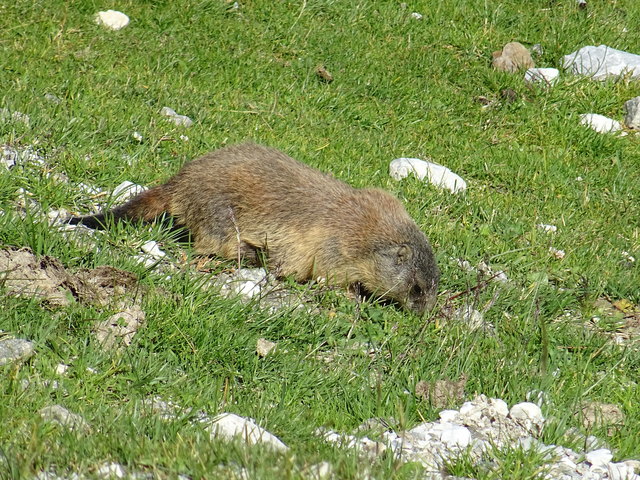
[411,285,423,297]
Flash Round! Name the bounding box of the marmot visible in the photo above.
[69,143,440,314]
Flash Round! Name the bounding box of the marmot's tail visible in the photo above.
[68,185,171,229]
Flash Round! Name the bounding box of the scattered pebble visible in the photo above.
[140,240,166,260]
[562,45,640,80]
[623,96,640,129]
[0,108,30,125]
[456,259,508,283]
[0,337,35,366]
[94,10,130,30]
[44,93,62,104]
[93,305,145,350]
[1,144,44,169]
[580,113,623,134]
[390,157,467,193]
[537,223,557,233]
[549,247,565,259]
[509,402,545,433]
[132,131,143,142]
[39,405,90,432]
[206,413,289,451]
[492,42,535,73]
[524,67,560,86]
[453,306,491,331]
[316,428,386,458]
[111,181,146,203]
[621,251,636,264]
[256,338,276,358]
[410,12,423,20]
[216,268,267,299]
[54,363,69,375]
[160,106,193,127]
[586,448,614,467]
[531,43,544,56]
[95,462,127,478]
[315,65,334,83]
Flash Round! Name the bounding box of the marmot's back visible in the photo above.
[70,143,440,314]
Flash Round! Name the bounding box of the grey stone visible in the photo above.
[39,405,90,432]
[0,338,35,366]
[563,45,640,80]
[624,96,640,129]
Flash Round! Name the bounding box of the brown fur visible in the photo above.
[69,143,440,314]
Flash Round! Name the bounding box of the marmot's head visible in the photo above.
[363,227,439,315]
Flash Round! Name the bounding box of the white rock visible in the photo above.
[94,305,145,350]
[207,413,288,451]
[537,223,557,233]
[524,68,560,85]
[47,209,70,225]
[132,131,143,142]
[624,96,640,129]
[438,410,459,423]
[608,462,637,480]
[112,181,146,202]
[586,448,613,466]
[96,462,126,478]
[160,106,193,127]
[39,405,90,432]
[44,93,62,104]
[77,182,103,195]
[549,247,565,259]
[256,338,276,357]
[0,338,35,366]
[95,10,130,30]
[579,113,622,134]
[141,240,166,259]
[55,363,69,375]
[563,45,640,80]
[389,158,467,193]
[217,268,269,299]
[0,108,30,125]
[509,402,544,431]
[488,398,510,417]
[454,305,487,330]
[434,423,472,448]
[410,12,423,20]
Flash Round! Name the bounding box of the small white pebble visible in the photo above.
[132,131,143,142]
[585,448,613,466]
[549,247,565,259]
[390,157,467,193]
[55,364,69,375]
[96,462,126,478]
[179,134,189,141]
[94,10,130,30]
[621,251,636,263]
[537,223,557,233]
[112,181,146,202]
[141,240,166,259]
[580,113,622,134]
[410,12,423,20]
[524,68,560,86]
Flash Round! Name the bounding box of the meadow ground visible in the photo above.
[1,1,639,478]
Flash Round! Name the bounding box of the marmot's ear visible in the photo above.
[396,244,413,263]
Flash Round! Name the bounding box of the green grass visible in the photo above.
[1,0,640,478]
